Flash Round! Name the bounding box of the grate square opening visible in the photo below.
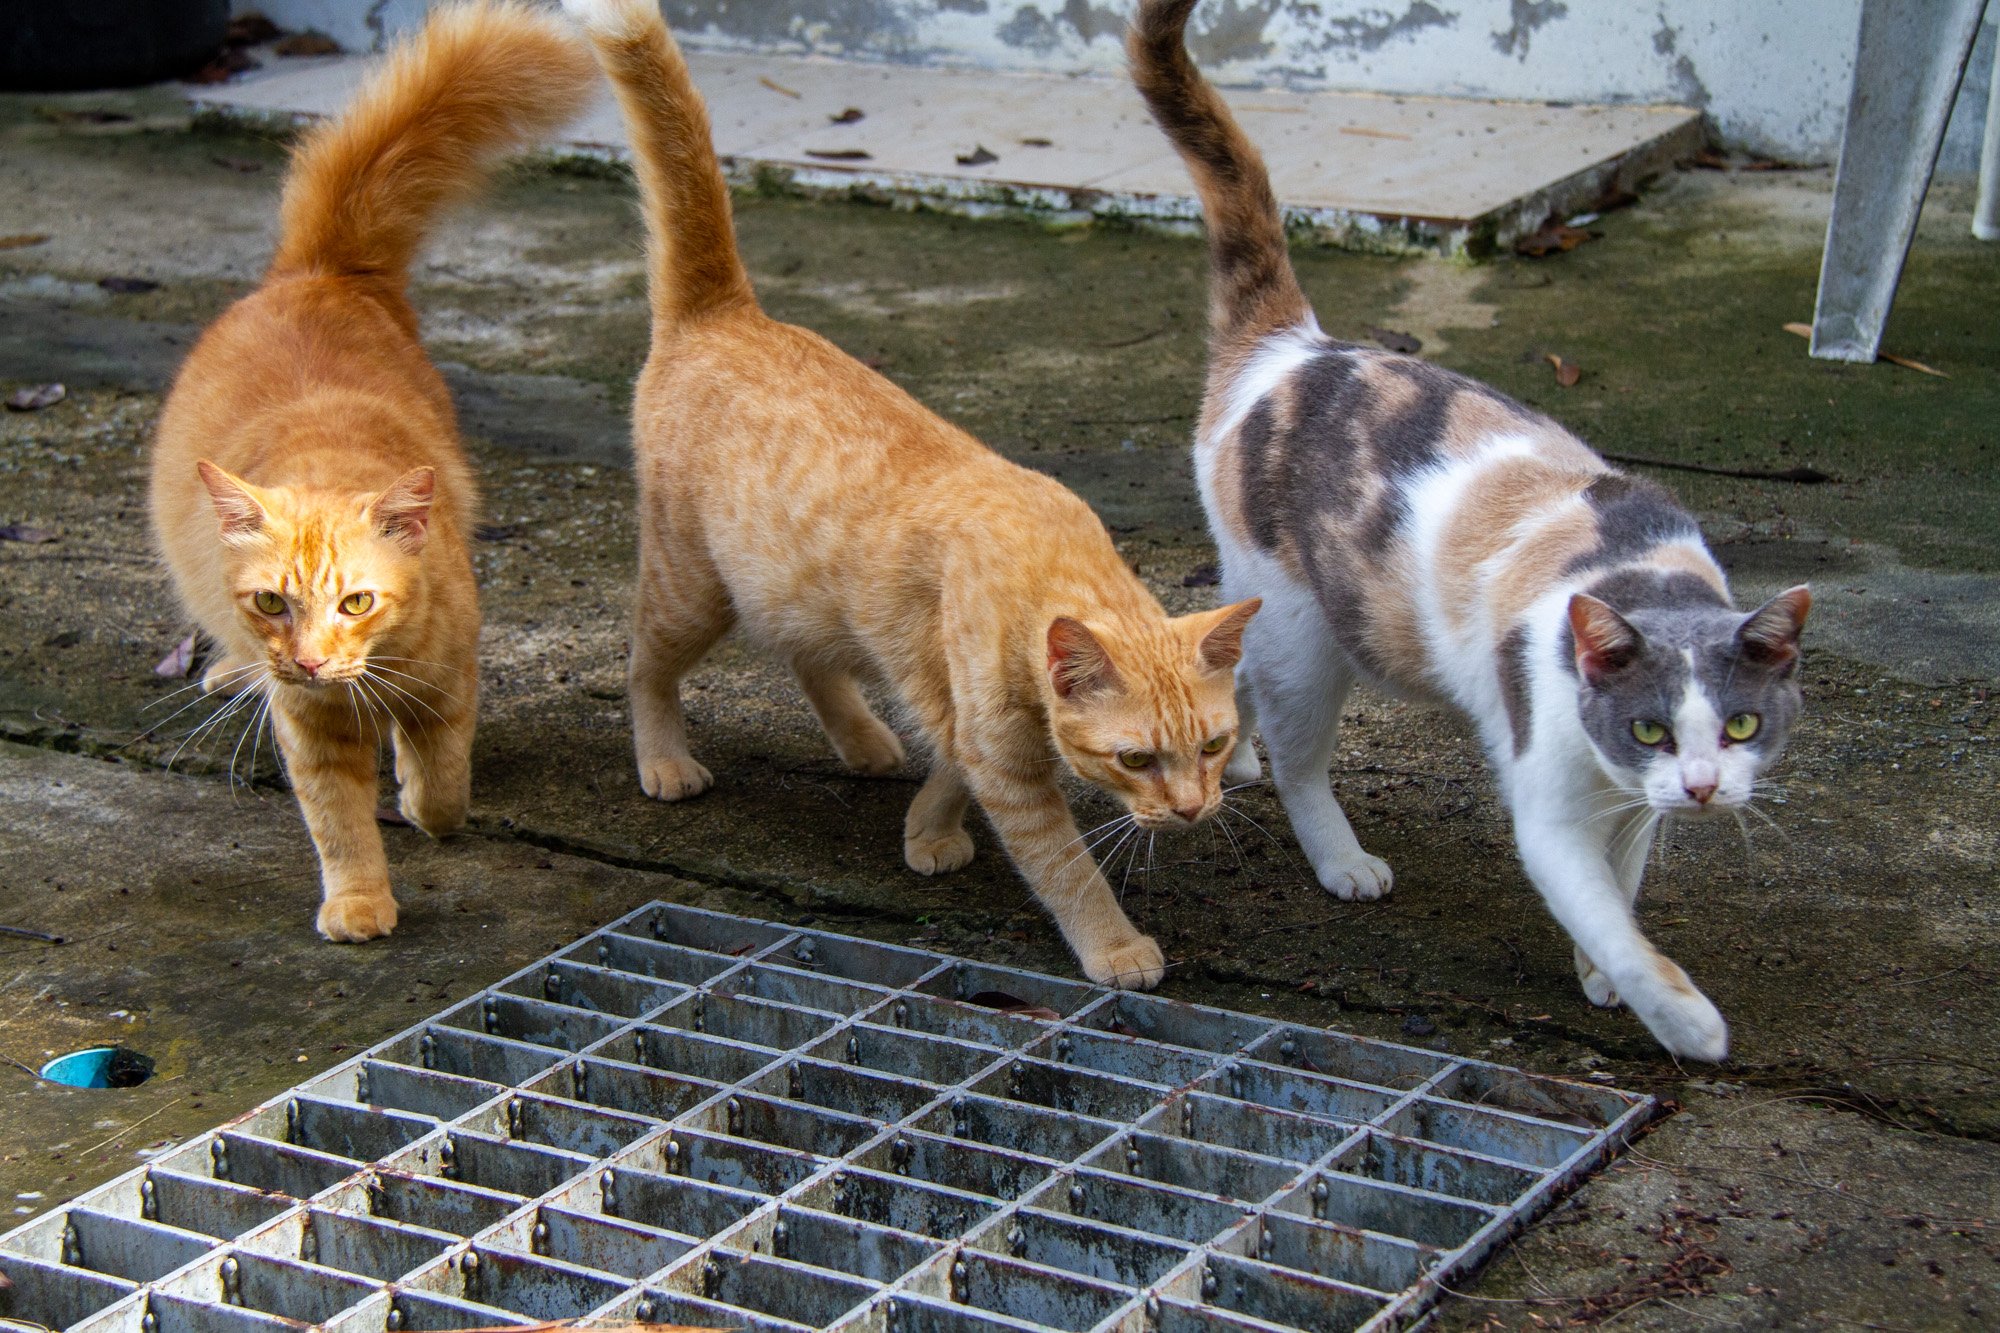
[678,1248,880,1326]
[569,931,744,987]
[914,1249,1135,1333]
[974,1058,1164,1122]
[720,962,898,1016]
[795,1169,997,1240]
[378,1289,535,1330]
[129,1172,297,1243]
[1,1207,214,1285]
[409,1248,629,1322]
[1244,1029,1452,1092]
[917,1094,1122,1164]
[681,1090,881,1157]
[1238,1212,1438,1297]
[1196,1253,1389,1332]
[498,1203,694,1280]
[1086,1132,1305,1206]
[549,1054,724,1122]
[1084,994,1276,1056]
[753,1204,944,1284]
[624,1127,826,1195]
[441,994,626,1054]
[250,1209,454,1283]
[757,1058,941,1122]
[382,1027,564,1087]
[879,993,1054,1049]
[598,1166,764,1237]
[814,1022,1006,1086]
[459,1092,658,1159]
[655,992,842,1051]
[1164,1093,1359,1167]
[1057,1171,1255,1247]
[1272,1171,1497,1251]
[628,1024,787,1085]
[311,1061,506,1123]
[511,958,686,1019]
[322,1171,518,1238]
[1380,1097,1594,1170]
[1032,1027,1222,1088]
[976,1208,1194,1289]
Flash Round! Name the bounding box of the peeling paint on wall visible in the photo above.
[1301,1,1456,57]
[1490,0,1566,60]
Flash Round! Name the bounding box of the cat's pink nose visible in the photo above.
[294,656,325,677]
[1684,781,1716,805]
[1173,802,1205,824]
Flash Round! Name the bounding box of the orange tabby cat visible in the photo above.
[565,0,1259,989]
[149,3,594,941]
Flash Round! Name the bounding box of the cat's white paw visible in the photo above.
[1647,992,1729,1063]
[1081,934,1166,990]
[905,829,974,875]
[639,755,713,801]
[1317,853,1393,901]
[1222,743,1262,786]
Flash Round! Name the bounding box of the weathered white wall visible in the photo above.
[237,0,1995,172]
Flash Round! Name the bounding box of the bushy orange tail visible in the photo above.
[270,1,596,282]
[1128,0,1308,347]
[562,0,756,328]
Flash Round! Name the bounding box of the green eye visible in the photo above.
[253,591,286,616]
[340,592,375,615]
[1724,712,1761,742]
[1201,735,1229,754]
[1631,719,1668,746]
[1118,751,1155,770]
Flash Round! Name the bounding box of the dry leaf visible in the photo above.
[153,633,197,678]
[1545,353,1582,387]
[5,383,66,412]
[225,14,281,45]
[1181,564,1219,588]
[273,32,342,56]
[1366,325,1422,354]
[805,148,871,161]
[211,155,264,173]
[0,524,58,543]
[0,234,49,251]
[1339,126,1412,141]
[964,990,1062,1021]
[1782,321,1812,339]
[1689,148,1730,170]
[828,107,864,124]
[1515,223,1594,257]
[758,75,801,99]
[99,276,159,294]
[189,48,259,84]
[1879,351,1947,378]
[375,806,413,827]
[1019,136,1053,147]
[955,145,998,167]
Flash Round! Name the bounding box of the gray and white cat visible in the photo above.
[1130,0,1810,1060]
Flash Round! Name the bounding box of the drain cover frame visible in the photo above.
[1,901,1655,1332]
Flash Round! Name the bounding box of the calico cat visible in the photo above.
[564,0,1259,989]
[150,3,594,941]
[1130,0,1809,1059]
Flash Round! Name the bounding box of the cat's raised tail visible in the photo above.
[563,0,756,328]
[269,1,595,283]
[1128,0,1310,349]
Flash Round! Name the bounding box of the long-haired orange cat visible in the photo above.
[149,3,594,941]
[566,0,1259,988]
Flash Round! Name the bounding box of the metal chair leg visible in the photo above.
[1975,21,2000,241]
[1810,0,1990,362]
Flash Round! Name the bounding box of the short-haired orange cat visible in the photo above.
[150,3,593,941]
[565,0,1258,988]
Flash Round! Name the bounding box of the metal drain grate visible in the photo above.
[2,902,1655,1333]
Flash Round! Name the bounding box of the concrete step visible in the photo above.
[189,49,1703,256]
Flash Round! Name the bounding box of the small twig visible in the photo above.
[0,924,62,943]
[1600,451,1834,484]
[76,1095,185,1158]
[1092,323,1172,350]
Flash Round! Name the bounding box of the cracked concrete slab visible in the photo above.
[1,86,1996,1328]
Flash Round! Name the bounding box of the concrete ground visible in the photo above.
[1,87,1996,1329]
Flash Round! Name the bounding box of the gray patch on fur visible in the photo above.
[1500,624,1533,754]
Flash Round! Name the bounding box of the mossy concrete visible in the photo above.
[1,89,1996,1327]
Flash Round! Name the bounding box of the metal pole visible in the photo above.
[1975,19,2000,240]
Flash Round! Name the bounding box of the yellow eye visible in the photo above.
[340,592,375,616]
[253,591,286,616]
[1631,719,1668,746]
[1118,751,1155,769]
[1201,735,1229,754]
[1724,712,1761,742]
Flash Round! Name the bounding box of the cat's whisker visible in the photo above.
[350,678,391,751]
[1050,815,1136,884]
[363,669,455,729]
[225,680,273,796]
[1219,799,1285,850]
[364,662,466,711]
[165,681,264,772]
[131,666,268,741]
[142,663,260,711]
[1213,806,1249,874]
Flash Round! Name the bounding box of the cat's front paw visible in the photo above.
[1650,993,1729,1063]
[835,721,906,776]
[318,892,398,943]
[1318,853,1393,901]
[399,785,468,840]
[905,829,975,875]
[1081,934,1166,990]
[639,755,713,801]
[1575,947,1620,1007]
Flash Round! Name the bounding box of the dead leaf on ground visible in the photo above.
[189,48,260,84]
[273,32,342,57]
[1515,223,1595,257]
[1339,125,1412,141]
[828,106,864,124]
[1366,325,1422,354]
[375,806,413,827]
[964,990,1062,1021]
[758,75,801,98]
[0,524,58,543]
[225,14,282,45]
[1545,353,1582,387]
[955,145,998,167]
[211,155,264,173]
[5,383,66,412]
[805,148,871,161]
[1689,148,1730,170]
[99,276,159,294]
[153,633,198,678]
[1019,136,1053,147]
[0,234,50,251]
[1782,321,1813,340]
[1182,563,1220,588]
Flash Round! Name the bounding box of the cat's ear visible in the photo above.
[369,467,436,555]
[1568,593,1641,684]
[1047,617,1123,699]
[196,460,269,544]
[1738,584,1811,671]
[1189,597,1262,673]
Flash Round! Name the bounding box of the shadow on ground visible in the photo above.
[1,88,1996,1328]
